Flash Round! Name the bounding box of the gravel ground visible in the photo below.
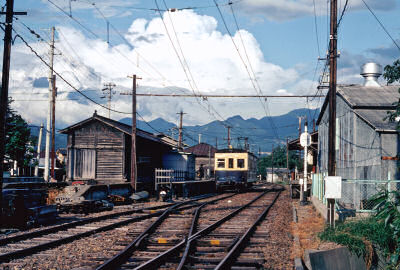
[260,188,294,269]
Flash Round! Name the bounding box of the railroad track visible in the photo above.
[94,184,283,270]
[0,193,233,266]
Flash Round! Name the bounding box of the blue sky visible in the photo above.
[6,0,400,128]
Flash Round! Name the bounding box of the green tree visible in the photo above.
[384,59,400,126]
[257,145,301,176]
[5,98,35,169]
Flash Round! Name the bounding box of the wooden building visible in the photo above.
[59,112,175,186]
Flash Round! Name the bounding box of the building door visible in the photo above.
[70,149,96,179]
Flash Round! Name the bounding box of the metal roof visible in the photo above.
[354,109,397,132]
[59,112,176,147]
[184,143,217,157]
[316,84,400,133]
[337,85,400,108]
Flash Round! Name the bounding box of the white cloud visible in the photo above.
[9,9,316,127]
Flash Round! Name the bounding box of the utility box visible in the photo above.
[325,176,342,199]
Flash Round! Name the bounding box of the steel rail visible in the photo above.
[215,190,282,270]
[134,188,281,270]
[0,201,179,247]
[95,194,234,270]
[0,193,222,263]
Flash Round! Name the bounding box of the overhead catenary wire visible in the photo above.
[360,0,400,52]
[215,1,280,140]
[154,0,241,134]
[12,29,131,115]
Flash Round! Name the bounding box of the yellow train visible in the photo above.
[214,149,258,191]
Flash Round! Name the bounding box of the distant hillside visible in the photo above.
[120,108,320,152]
[29,125,67,150]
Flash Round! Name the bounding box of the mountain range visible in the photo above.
[120,108,320,152]
[30,108,319,153]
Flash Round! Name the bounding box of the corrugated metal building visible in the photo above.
[317,84,400,180]
[59,112,175,186]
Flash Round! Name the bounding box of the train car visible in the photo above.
[214,148,258,191]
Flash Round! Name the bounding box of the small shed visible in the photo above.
[59,112,175,188]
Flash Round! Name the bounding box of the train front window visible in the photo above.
[228,158,234,168]
[217,159,225,168]
[237,159,245,168]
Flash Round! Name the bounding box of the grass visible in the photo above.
[319,217,395,268]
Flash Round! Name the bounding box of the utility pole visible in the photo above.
[0,0,27,214]
[328,0,338,227]
[244,137,248,151]
[198,134,201,144]
[177,111,185,149]
[51,75,56,179]
[286,137,289,181]
[120,76,141,191]
[271,144,274,183]
[224,126,232,148]
[215,137,218,149]
[102,82,116,118]
[298,116,303,162]
[131,75,137,191]
[34,124,44,177]
[45,26,55,182]
[208,145,211,179]
[302,121,309,205]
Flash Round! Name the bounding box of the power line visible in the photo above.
[154,0,240,133]
[13,29,131,115]
[361,0,400,52]
[135,93,325,98]
[216,1,280,140]
[312,0,321,57]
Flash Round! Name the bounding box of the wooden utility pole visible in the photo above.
[244,137,248,151]
[177,111,186,149]
[271,144,274,183]
[208,145,211,179]
[224,126,232,148]
[45,27,55,182]
[215,137,218,149]
[0,0,26,214]
[120,76,141,191]
[102,82,116,118]
[286,137,289,181]
[51,75,56,179]
[131,75,137,191]
[34,124,44,177]
[328,0,338,227]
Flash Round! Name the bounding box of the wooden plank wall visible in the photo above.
[67,121,125,181]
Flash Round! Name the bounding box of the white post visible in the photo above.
[34,123,43,177]
[304,124,308,199]
[44,27,55,182]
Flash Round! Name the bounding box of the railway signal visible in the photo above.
[300,122,311,205]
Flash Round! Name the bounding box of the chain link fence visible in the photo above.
[338,180,400,212]
[312,173,400,213]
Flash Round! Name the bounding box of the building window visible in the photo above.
[217,159,225,168]
[237,159,245,168]
[228,158,234,168]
